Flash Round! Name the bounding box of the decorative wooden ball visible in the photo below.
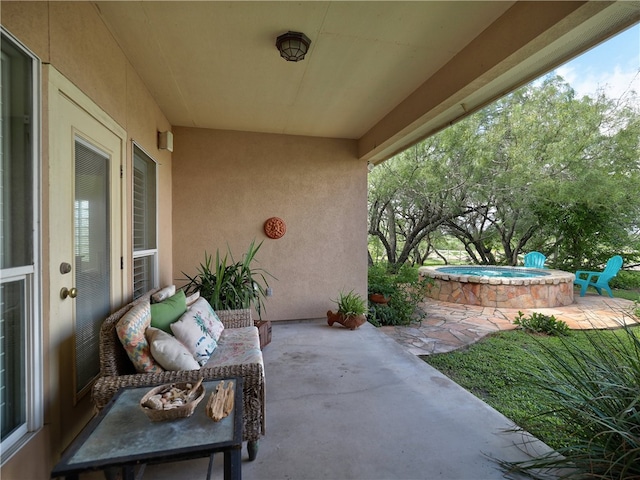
[264,217,286,239]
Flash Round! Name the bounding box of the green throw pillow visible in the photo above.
[150,289,187,333]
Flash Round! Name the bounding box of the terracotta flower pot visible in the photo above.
[368,293,390,304]
[327,310,366,330]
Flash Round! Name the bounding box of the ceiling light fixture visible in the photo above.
[276,31,311,62]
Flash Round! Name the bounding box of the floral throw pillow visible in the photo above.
[170,308,217,366]
[116,301,163,373]
[189,298,225,341]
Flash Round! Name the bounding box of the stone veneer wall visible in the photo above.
[419,267,575,308]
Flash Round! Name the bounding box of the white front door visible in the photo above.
[48,67,126,448]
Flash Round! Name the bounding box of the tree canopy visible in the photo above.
[368,74,640,271]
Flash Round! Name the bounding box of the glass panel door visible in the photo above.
[48,66,124,449]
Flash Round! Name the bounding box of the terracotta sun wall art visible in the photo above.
[264,217,286,239]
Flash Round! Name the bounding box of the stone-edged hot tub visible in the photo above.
[418,266,575,308]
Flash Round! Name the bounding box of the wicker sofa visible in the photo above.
[91,289,265,460]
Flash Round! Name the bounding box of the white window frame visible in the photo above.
[131,143,159,298]
[0,27,43,463]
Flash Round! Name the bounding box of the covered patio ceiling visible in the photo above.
[94,1,638,163]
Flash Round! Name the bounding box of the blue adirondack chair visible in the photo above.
[524,251,546,268]
[574,255,623,297]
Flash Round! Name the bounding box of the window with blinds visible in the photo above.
[1,281,26,443]
[74,139,111,396]
[132,145,158,299]
[1,28,42,455]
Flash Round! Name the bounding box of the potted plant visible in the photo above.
[183,240,275,319]
[327,290,367,330]
[367,264,395,304]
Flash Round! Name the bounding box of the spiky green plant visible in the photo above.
[183,240,275,319]
[499,312,640,479]
[334,290,367,317]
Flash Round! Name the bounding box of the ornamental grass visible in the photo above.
[499,310,640,479]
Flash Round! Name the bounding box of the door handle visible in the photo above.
[60,287,78,299]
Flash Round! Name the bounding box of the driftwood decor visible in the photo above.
[140,379,205,421]
[206,380,235,422]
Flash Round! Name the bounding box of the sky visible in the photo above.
[554,23,639,100]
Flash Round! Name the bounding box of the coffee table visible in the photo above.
[51,378,243,480]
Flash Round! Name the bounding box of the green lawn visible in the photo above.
[611,287,640,301]
[422,326,640,450]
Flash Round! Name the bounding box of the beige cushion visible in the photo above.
[205,327,263,369]
[146,327,200,371]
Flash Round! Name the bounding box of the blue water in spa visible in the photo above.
[436,266,549,278]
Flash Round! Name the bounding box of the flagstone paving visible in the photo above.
[379,293,639,355]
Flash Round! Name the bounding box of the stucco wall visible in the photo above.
[172,128,368,321]
[1,2,173,477]
[2,1,174,292]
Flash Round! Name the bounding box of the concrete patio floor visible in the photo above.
[86,293,637,480]
[136,318,556,480]
[380,293,639,356]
